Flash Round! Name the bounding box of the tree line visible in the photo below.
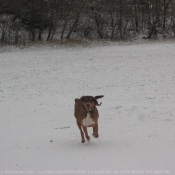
[0,0,175,45]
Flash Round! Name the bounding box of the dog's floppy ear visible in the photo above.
[93,96,104,106]
[75,98,81,102]
[94,95,104,99]
[75,96,85,103]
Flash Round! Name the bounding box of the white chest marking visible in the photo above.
[82,113,95,127]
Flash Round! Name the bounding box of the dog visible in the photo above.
[74,95,104,143]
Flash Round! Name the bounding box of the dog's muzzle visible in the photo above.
[86,108,91,112]
[86,104,91,111]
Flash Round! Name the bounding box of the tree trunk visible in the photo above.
[134,0,139,32]
[15,22,20,44]
[163,0,166,29]
[38,0,44,41]
[119,0,123,39]
[94,14,104,39]
[38,29,43,41]
[110,11,114,40]
[66,15,79,39]
[60,0,73,42]
[61,22,67,43]
[47,25,52,41]
[30,0,35,42]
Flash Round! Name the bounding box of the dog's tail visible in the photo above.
[95,95,104,99]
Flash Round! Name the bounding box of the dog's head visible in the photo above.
[75,95,104,112]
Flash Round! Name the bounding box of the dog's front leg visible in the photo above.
[82,126,90,142]
[92,123,99,138]
[76,121,85,143]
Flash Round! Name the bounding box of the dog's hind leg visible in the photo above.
[76,121,85,143]
[82,126,90,142]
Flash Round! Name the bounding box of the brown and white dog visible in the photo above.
[74,95,104,143]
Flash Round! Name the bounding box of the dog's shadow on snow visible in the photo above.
[54,136,129,152]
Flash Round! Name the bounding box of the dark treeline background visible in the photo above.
[0,0,175,45]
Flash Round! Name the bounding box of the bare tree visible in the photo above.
[1,0,175,45]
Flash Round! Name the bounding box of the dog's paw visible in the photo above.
[81,139,85,143]
[87,136,90,142]
[92,133,99,138]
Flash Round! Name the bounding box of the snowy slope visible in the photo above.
[0,42,175,175]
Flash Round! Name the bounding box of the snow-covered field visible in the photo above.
[0,42,175,175]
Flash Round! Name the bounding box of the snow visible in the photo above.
[0,42,175,175]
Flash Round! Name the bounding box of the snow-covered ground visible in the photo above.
[0,42,175,175]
